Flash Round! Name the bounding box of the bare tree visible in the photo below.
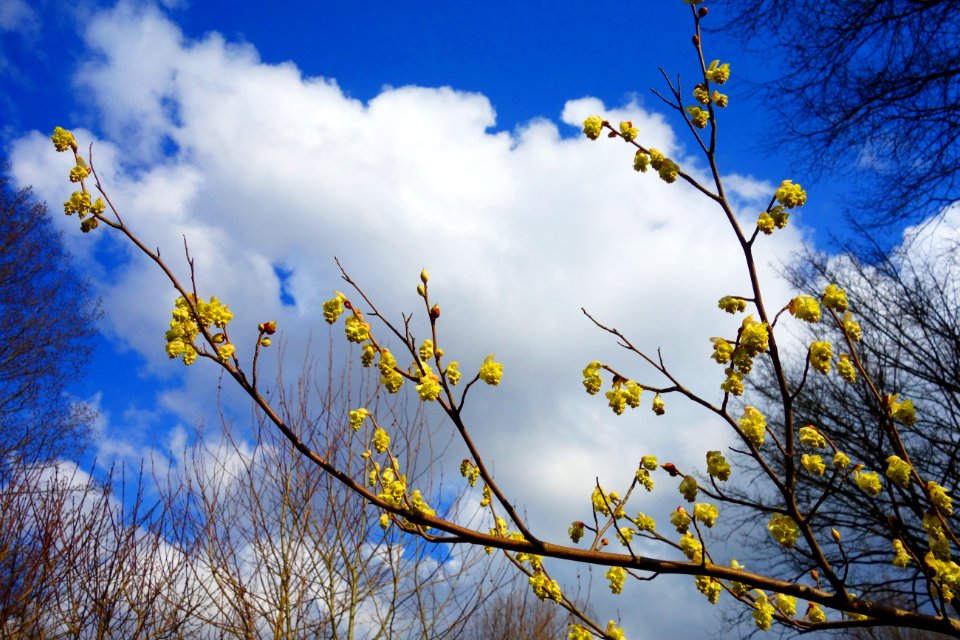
[742,217,960,621]
[0,168,99,463]
[716,0,960,226]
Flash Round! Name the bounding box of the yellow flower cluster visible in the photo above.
[679,532,703,562]
[801,454,826,477]
[718,296,747,314]
[371,427,390,453]
[459,459,480,487]
[634,512,656,532]
[808,341,833,374]
[671,507,692,534]
[789,295,821,322]
[854,468,882,496]
[582,116,605,140]
[695,575,721,604]
[706,450,730,481]
[679,475,699,502]
[164,296,233,366]
[774,179,807,208]
[606,566,627,594]
[648,148,680,183]
[694,503,719,527]
[799,425,826,449]
[928,481,954,515]
[887,394,916,426]
[686,106,710,129]
[843,313,862,342]
[767,514,800,548]
[885,455,912,488]
[739,406,767,447]
[529,571,563,602]
[619,120,638,142]
[349,408,370,431]
[478,354,503,385]
[705,60,731,84]
[838,354,857,383]
[821,284,848,312]
[892,539,911,568]
[753,593,776,631]
[568,521,585,544]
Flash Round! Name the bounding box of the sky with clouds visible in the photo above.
[3,0,952,637]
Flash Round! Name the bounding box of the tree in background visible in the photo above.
[0,168,99,464]
[170,357,510,639]
[716,0,960,227]
[45,1,960,637]
[741,216,960,626]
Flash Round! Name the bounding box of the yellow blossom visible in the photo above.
[710,337,733,364]
[322,295,345,324]
[51,126,77,152]
[740,315,770,355]
[892,539,911,568]
[718,296,747,314]
[928,481,954,515]
[821,284,848,312]
[705,59,731,84]
[633,149,649,172]
[789,295,821,322]
[694,503,718,527]
[679,475,698,502]
[652,393,665,415]
[833,451,851,470]
[808,341,833,374]
[349,408,370,431]
[696,575,721,604]
[801,454,825,477]
[670,507,692,534]
[885,455,912,488]
[619,120,638,142]
[583,116,604,140]
[706,450,731,481]
[799,426,827,449]
[606,566,627,594]
[478,354,503,385]
[768,513,800,548]
[854,468,882,496]
[372,427,390,454]
[843,312,862,342]
[679,532,703,562]
[775,179,807,208]
[838,354,857,383]
[739,406,767,447]
[344,315,370,343]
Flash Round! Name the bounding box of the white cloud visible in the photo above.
[9,4,818,637]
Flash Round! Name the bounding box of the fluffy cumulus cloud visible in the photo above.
[10,3,820,637]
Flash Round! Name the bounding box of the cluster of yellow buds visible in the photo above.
[51,127,105,233]
[164,295,233,366]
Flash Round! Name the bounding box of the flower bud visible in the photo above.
[661,462,681,477]
[697,6,708,18]
[692,34,700,47]
[211,333,226,344]
[430,304,441,319]
[435,347,444,358]
[831,528,842,542]
[417,283,426,297]
[261,321,277,335]
[260,338,272,347]
[420,268,430,284]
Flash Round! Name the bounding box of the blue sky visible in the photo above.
[3,1,947,637]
